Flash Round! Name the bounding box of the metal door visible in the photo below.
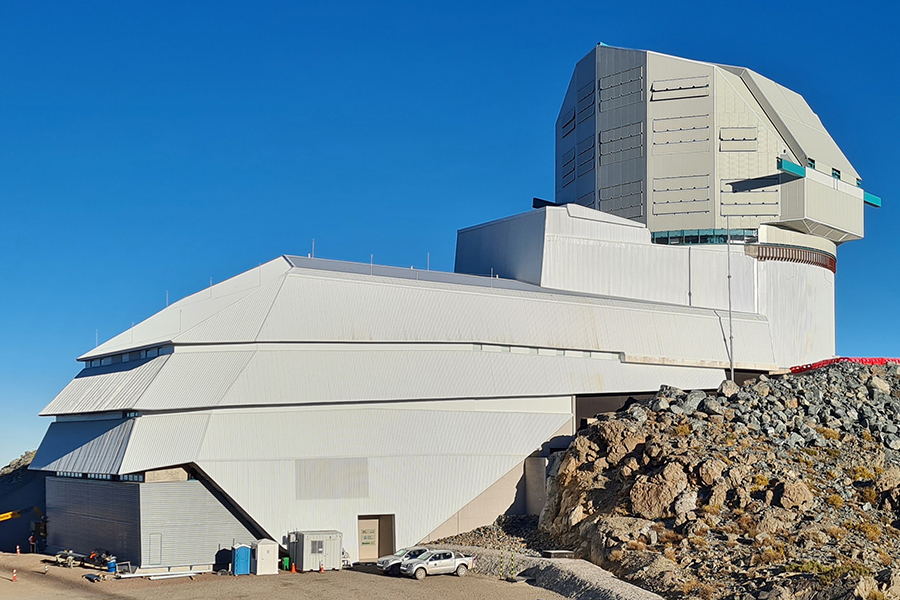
[358,518,379,562]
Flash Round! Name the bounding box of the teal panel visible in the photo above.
[777,158,806,178]
[864,192,882,208]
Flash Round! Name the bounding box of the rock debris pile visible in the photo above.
[540,361,900,599]
[0,451,34,479]
[429,515,557,557]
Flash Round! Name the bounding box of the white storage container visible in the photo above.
[251,539,279,575]
[287,530,342,572]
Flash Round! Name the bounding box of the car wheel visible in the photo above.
[390,564,400,577]
[414,568,426,580]
[456,564,468,577]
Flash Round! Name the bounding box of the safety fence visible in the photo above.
[790,357,900,374]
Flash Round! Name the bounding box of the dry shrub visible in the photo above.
[869,592,886,600]
[855,522,881,541]
[737,513,758,537]
[608,549,624,562]
[850,466,876,481]
[663,546,677,561]
[659,529,684,545]
[825,494,844,509]
[627,540,647,551]
[688,535,708,549]
[862,429,874,441]
[824,526,846,539]
[784,561,870,584]
[818,427,841,440]
[877,548,892,566]
[700,504,722,515]
[753,474,770,488]
[752,547,785,565]
[859,487,879,504]
[674,423,692,437]
[682,578,716,598]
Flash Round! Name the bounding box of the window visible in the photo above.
[832,168,841,179]
[807,158,815,169]
[311,540,324,554]
[857,178,863,188]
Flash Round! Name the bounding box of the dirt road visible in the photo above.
[0,552,566,600]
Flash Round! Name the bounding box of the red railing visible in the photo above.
[790,357,900,374]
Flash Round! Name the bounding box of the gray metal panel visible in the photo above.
[139,480,257,568]
[46,477,141,563]
[31,419,133,475]
[453,209,546,283]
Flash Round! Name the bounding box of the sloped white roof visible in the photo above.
[718,65,859,180]
[78,256,776,362]
[41,345,730,416]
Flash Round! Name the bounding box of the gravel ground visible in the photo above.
[443,545,663,600]
[0,551,567,600]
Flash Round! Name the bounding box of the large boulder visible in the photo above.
[592,420,646,467]
[775,480,813,511]
[697,458,727,487]
[630,462,688,519]
[718,379,740,399]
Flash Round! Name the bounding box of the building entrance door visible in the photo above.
[357,518,379,562]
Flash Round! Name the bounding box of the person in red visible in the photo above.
[28,534,35,553]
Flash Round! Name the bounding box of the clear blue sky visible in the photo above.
[0,1,896,466]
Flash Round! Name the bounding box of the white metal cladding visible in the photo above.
[721,66,858,181]
[139,480,257,568]
[117,401,574,475]
[101,405,568,560]
[121,413,210,474]
[173,276,285,344]
[41,344,735,416]
[757,260,835,367]
[80,257,292,360]
[193,409,568,560]
[46,477,142,563]
[257,269,772,361]
[135,350,254,410]
[40,356,168,416]
[31,419,133,474]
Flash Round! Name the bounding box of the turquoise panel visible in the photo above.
[777,158,806,178]
[864,192,882,208]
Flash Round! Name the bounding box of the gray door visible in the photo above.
[149,534,162,565]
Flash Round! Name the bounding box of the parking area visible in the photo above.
[0,552,566,600]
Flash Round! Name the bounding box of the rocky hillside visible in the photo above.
[540,362,900,600]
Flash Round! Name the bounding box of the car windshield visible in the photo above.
[393,548,410,556]
[409,549,426,558]
[416,551,434,561]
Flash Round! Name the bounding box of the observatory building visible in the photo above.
[30,44,879,571]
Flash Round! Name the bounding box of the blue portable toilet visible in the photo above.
[232,544,251,575]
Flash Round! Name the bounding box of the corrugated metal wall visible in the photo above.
[139,480,257,568]
[46,478,141,563]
